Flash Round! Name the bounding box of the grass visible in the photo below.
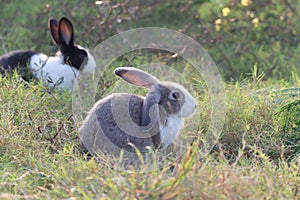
[0,72,299,199]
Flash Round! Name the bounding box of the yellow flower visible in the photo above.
[215,19,222,31]
[222,7,231,17]
[215,19,222,25]
[241,0,249,6]
[95,1,103,5]
[252,17,259,27]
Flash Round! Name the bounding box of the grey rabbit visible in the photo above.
[79,67,197,163]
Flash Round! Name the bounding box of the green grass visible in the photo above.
[0,73,299,199]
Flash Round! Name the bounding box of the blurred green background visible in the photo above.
[0,0,299,81]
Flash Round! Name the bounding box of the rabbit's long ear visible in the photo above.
[59,17,74,47]
[114,67,158,89]
[49,18,60,45]
[142,90,161,127]
[142,90,166,148]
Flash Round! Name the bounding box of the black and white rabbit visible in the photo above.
[79,67,197,162]
[0,17,95,90]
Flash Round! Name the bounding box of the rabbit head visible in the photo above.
[114,67,197,118]
[114,67,197,149]
[48,17,95,74]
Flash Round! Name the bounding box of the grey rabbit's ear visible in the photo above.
[142,90,167,149]
[49,18,60,45]
[142,90,161,127]
[114,67,158,89]
[59,17,74,47]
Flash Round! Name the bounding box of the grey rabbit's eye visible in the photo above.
[171,91,180,100]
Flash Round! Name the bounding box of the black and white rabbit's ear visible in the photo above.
[58,17,74,47]
[49,18,60,45]
[114,67,159,89]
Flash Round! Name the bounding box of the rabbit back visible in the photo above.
[0,50,38,75]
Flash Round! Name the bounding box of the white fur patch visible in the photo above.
[77,45,96,74]
[159,115,183,149]
[181,91,197,117]
[30,53,79,90]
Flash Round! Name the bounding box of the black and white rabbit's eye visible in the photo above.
[66,57,72,65]
[171,92,180,100]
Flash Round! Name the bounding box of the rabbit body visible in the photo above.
[0,50,37,74]
[80,93,154,156]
